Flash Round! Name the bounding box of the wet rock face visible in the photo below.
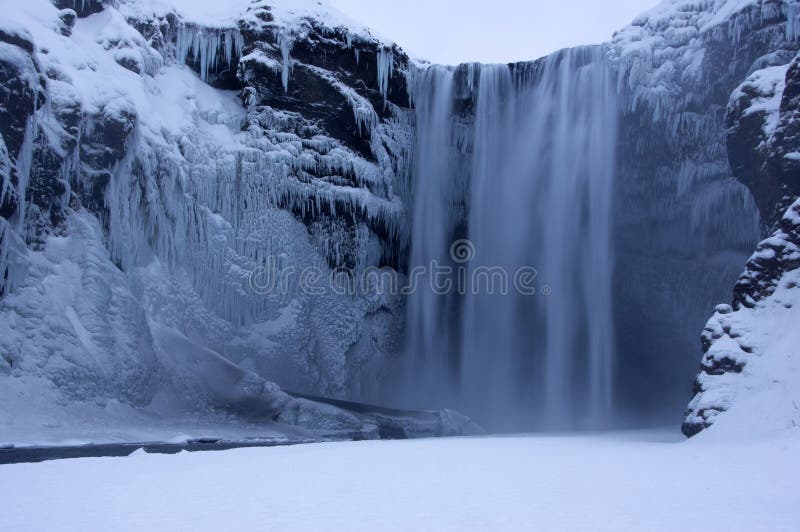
[232,7,413,270]
[79,104,137,214]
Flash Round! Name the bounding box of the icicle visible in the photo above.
[787,2,800,41]
[0,218,25,297]
[377,48,394,100]
[14,118,35,233]
[276,29,295,93]
[0,136,9,209]
[176,25,244,82]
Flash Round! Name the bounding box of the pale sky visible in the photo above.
[328,0,660,64]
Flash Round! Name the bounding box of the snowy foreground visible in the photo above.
[2,430,798,531]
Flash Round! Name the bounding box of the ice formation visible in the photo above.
[176,25,243,82]
[377,47,394,100]
[0,0,414,442]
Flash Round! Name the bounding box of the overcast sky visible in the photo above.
[328,0,660,64]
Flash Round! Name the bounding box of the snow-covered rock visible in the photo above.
[727,52,800,227]
[0,0,413,438]
[683,200,800,436]
[684,46,800,436]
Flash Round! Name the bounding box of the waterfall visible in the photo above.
[405,47,619,429]
[404,66,460,401]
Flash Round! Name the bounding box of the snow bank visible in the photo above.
[1,432,798,531]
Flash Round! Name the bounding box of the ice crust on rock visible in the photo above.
[0,0,414,441]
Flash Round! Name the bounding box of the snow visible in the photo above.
[1,431,799,531]
[118,0,255,27]
[730,63,790,138]
[254,0,381,40]
[690,268,800,435]
[0,373,298,447]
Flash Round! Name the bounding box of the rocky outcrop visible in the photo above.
[683,46,800,437]
[728,53,800,228]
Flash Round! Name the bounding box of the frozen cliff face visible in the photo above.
[608,0,799,418]
[0,0,415,439]
[683,50,800,436]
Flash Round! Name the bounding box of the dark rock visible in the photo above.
[58,9,77,37]
[727,53,800,228]
[78,103,137,214]
[114,55,141,74]
[51,0,105,18]
[238,9,410,161]
[734,200,800,307]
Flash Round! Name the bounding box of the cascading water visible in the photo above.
[404,47,619,430]
[404,66,460,401]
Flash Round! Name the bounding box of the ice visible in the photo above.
[275,28,294,93]
[176,24,243,82]
[787,1,800,41]
[377,47,394,100]
[610,0,788,117]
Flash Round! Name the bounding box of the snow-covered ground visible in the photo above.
[2,430,798,531]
